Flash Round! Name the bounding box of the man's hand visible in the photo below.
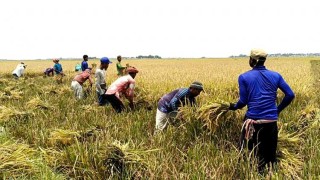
[229,103,237,110]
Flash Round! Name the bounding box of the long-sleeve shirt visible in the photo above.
[106,75,135,99]
[158,88,196,113]
[12,66,25,77]
[95,68,106,95]
[53,63,63,74]
[81,61,88,71]
[234,66,295,120]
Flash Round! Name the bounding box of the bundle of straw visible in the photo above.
[26,97,53,110]
[100,141,155,177]
[0,106,31,123]
[196,102,231,133]
[0,90,23,100]
[48,129,81,146]
[0,141,39,178]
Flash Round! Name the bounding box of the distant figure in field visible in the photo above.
[155,81,203,132]
[95,57,112,106]
[105,67,139,113]
[228,49,295,173]
[12,62,27,79]
[81,55,89,72]
[71,68,93,99]
[116,55,126,76]
[75,63,81,72]
[44,67,54,77]
[53,59,64,83]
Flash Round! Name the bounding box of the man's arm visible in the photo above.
[230,75,248,110]
[169,89,188,111]
[126,83,135,110]
[277,75,295,114]
[95,72,104,95]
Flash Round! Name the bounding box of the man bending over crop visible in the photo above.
[155,81,203,132]
[105,67,139,113]
[71,68,93,99]
[228,49,295,173]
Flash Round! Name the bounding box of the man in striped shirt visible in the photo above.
[155,81,204,132]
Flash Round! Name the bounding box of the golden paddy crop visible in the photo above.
[0,58,319,179]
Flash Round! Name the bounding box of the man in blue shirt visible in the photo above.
[81,55,89,71]
[155,81,203,132]
[229,49,295,172]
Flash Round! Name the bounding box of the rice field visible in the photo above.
[0,57,319,179]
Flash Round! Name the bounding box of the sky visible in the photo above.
[0,0,319,59]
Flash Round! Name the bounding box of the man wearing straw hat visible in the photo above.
[229,49,295,172]
[155,81,204,133]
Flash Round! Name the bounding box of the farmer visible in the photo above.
[71,68,93,99]
[95,57,112,106]
[53,59,64,83]
[81,55,89,71]
[228,49,295,172]
[12,63,27,79]
[44,67,54,76]
[116,55,126,76]
[155,81,203,132]
[105,67,139,113]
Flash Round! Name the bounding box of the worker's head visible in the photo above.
[126,67,139,79]
[117,55,122,62]
[249,49,267,67]
[83,55,88,61]
[84,68,92,74]
[53,59,59,63]
[189,81,203,97]
[100,57,112,69]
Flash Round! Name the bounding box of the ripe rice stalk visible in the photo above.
[277,125,303,179]
[196,102,231,133]
[48,129,81,146]
[100,141,157,177]
[0,141,39,178]
[26,97,54,110]
[0,106,32,123]
[0,90,23,100]
[39,147,63,167]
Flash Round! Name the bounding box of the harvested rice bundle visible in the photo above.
[100,141,155,177]
[0,90,23,100]
[196,102,231,133]
[0,141,39,178]
[277,125,303,179]
[48,129,81,146]
[0,106,31,123]
[26,97,53,110]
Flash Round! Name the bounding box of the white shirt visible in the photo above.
[95,68,107,95]
[12,66,25,77]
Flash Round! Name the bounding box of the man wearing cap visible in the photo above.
[12,63,27,79]
[95,57,112,106]
[81,55,89,72]
[229,49,295,172]
[71,68,93,99]
[105,67,139,113]
[155,81,204,132]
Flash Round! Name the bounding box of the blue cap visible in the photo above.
[100,57,112,64]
